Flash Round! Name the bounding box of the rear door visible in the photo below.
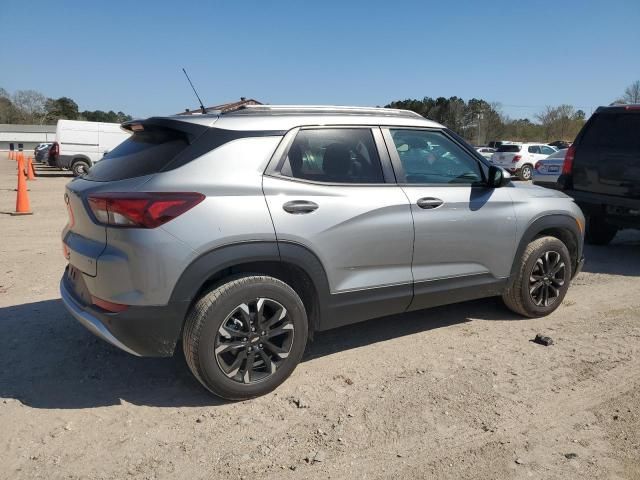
[574,112,640,198]
[382,127,516,310]
[263,126,414,313]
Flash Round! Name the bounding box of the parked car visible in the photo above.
[476,146,496,159]
[34,143,52,163]
[490,143,557,180]
[549,140,571,149]
[49,120,131,176]
[559,104,640,245]
[533,148,568,188]
[60,105,585,399]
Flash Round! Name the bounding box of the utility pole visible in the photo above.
[477,112,483,145]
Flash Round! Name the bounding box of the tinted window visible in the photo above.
[582,113,640,149]
[85,128,189,181]
[281,128,384,183]
[390,129,482,184]
[497,145,521,152]
[528,145,541,154]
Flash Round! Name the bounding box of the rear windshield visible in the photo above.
[547,149,567,159]
[496,145,521,153]
[581,113,640,149]
[84,128,189,182]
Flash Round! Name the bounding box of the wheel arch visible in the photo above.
[170,241,330,338]
[71,155,92,166]
[510,214,584,283]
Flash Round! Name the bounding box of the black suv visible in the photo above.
[559,105,640,245]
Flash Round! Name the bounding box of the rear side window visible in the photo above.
[581,113,640,149]
[84,128,189,181]
[528,145,541,154]
[497,145,521,152]
[280,128,384,183]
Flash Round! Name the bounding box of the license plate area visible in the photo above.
[548,166,560,173]
[67,265,92,306]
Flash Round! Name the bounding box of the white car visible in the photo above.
[490,143,557,180]
[475,147,496,160]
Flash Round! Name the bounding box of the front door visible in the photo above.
[382,127,517,311]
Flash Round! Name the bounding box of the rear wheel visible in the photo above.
[585,214,618,245]
[502,236,572,317]
[519,164,533,181]
[183,275,308,400]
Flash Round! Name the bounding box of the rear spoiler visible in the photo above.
[121,117,211,144]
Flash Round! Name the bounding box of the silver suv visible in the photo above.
[60,105,585,399]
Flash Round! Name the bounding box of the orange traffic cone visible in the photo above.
[26,156,36,180]
[12,155,33,216]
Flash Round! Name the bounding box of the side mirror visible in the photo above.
[487,165,508,188]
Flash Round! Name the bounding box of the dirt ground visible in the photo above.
[1,152,639,480]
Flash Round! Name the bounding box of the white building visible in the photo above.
[0,124,57,151]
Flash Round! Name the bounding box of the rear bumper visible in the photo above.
[60,270,188,357]
[563,189,640,229]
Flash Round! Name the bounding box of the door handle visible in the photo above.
[416,197,444,209]
[283,200,319,214]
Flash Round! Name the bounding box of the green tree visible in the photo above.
[45,96,80,121]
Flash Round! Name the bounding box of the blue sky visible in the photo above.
[1,0,639,120]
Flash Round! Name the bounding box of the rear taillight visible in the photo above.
[534,161,542,170]
[562,145,575,175]
[50,142,59,157]
[87,192,205,228]
[512,155,521,163]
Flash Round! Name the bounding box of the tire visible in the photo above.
[183,275,308,400]
[585,214,618,245]
[502,236,572,318]
[71,160,90,177]
[519,164,533,181]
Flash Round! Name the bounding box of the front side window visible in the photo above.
[280,128,384,183]
[528,145,541,154]
[389,129,483,184]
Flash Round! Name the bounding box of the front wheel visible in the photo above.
[183,275,308,400]
[502,236,572,317]
[71,160,90,177]
[519,164,533,181]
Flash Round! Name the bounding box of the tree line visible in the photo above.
[385,97,586,145]
[386,80,639,145]
[0,87,133,125]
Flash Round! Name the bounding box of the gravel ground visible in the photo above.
[1,153,639,480]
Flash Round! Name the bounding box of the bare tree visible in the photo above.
[12,90,47,123]
[616,80,640,104]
